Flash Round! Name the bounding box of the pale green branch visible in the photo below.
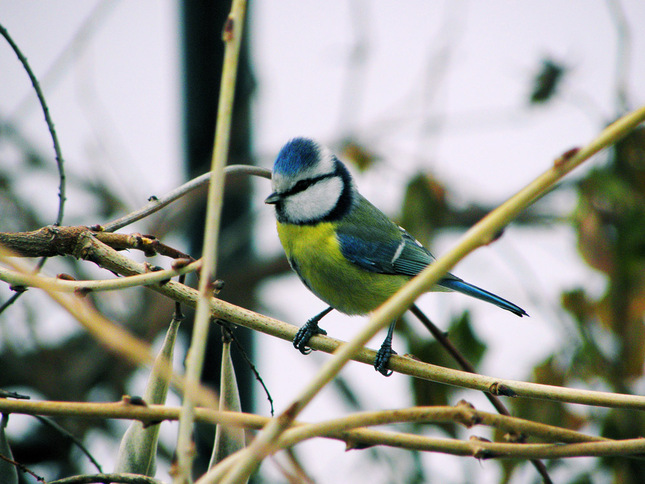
[102,165,270,233]
[175,1,248,482]
[3,398,645,466]
[0,260,201,293]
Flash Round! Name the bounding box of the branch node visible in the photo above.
[489,382,517,397]
[504,431,527,444]
[469,436,495,460]
[120,395,147,407]
[74,287,92,298]
[554,147,581,169]
[222,16,235,41]
[172,258,194,270]
[454,399,481,428]
[56,273,76,281]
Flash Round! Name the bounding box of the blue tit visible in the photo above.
[265,137,527,376]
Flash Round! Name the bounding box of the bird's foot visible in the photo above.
[293,314,328,354]
[374,320,398,376]
[374,341,396,377]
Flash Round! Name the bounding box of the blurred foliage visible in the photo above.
[400,173,448,247]
[565,126,645,482]
[341,139,380,173]
[0,121,151,481]
[529,58,567,105]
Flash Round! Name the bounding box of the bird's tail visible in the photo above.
[439,278,528,317]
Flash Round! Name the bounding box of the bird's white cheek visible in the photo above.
[283,177,343,223]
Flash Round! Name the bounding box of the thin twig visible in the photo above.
[0,22,66,225]
[103,165,270,233]
[33,415,103,473]
[3,399,641,463]
[225,325,275,416]
[0,289,26,314]
[0,260,201,293]
[0,453,45,482]
[0,21,68,316]
[175,1,248,481]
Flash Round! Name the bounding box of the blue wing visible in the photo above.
[336,195,527,317]
[338,228,435,276]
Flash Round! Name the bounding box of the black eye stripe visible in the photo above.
[285,172,336,196]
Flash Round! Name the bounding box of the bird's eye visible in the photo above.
[293,179,312,193]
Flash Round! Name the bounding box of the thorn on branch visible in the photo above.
[345,439,374,450]
[144,263,165,273]
[486,228,506,245]
[210,279,225,296]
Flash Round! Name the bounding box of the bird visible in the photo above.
[265,137,527,376]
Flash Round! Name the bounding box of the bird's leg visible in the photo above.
[293,306,333,354]
[374,320,398,376]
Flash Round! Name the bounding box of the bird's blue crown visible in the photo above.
[273,137,321,176]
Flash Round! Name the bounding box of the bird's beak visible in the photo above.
[264,192,281,204]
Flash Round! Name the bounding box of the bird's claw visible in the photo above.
[374,343,396,377]
[293,318,327,355]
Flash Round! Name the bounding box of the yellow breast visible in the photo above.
[277,221,410,315]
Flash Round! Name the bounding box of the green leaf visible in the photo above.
[400,173,447,246]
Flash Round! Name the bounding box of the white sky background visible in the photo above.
[1,1,645,483]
